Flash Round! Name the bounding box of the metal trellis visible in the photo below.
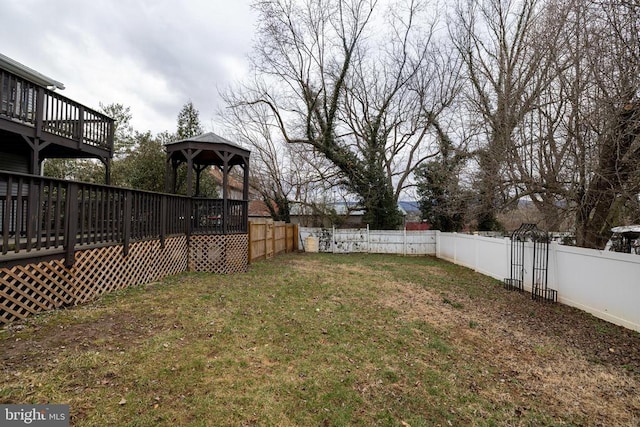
[503,223,557,302]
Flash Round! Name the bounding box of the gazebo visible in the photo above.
[165,132,249,197]
[164,132,251,272]
[165,132,250,233]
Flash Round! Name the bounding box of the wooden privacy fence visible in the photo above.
[248,220,299,263]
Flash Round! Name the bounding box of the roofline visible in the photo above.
[0,53,65,90]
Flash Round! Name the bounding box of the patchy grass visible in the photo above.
[1,253,639,426]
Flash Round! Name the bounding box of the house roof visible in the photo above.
[209,167,259,197]
[0,53,65,90]
[248,200,273,217]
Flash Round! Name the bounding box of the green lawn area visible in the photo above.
[1,253,639,426]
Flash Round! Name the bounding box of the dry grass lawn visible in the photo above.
[1,253,639,426]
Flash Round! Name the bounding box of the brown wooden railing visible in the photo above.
[0,171,247,265]
[0,68,113,152]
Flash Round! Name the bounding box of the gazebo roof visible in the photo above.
[165,132,250,167]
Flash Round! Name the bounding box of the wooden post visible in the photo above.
[164,154,172,193]
[242,157,250,234]
[264,223,268,259]
[273,223,277,255]
[248,221,253,264]
[35,87,44,139]
[186,149,194,197]
[104,158,111,185]
[122,190,132,257]
[14,177,24,254]
[64,183,78,267]
[185,197,192,244]
[77,106,85,149]
[160,195,167,248]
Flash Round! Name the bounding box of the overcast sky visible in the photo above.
[0,0,257,135]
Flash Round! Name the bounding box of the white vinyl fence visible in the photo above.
[299,226,437,255]
[437,232,640,333]
[298,227,640,332]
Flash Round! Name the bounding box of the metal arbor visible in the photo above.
[503,223,557,302]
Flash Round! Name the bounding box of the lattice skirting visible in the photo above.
[189,234,248,274]
[0,237,188,325]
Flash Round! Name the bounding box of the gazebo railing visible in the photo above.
[191,198,248,235]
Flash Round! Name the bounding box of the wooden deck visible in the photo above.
[0,171,248,267]
[0,67,113,161]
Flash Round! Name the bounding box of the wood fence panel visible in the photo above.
[274,221,287,255]
[285,224,297,253]
[248,220,298,263]
[248,222,267,262]
[266,222,274,259]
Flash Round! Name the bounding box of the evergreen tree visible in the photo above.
[176,101,203,139]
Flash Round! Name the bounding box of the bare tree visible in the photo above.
[568,0,640,247]
[450,0,556,230]
[220,98,337,221]
[225,0,460,229]
[475,0,640,247]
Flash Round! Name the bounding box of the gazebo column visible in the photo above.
[242,156,250,201]
[242,156,250,228]
[165,154,173,193]
[194,164,207,197]
[186,149,194,197]
[222,156,229,234]
[180,148,203,197]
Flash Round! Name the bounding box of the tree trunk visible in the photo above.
[575,104,640,248]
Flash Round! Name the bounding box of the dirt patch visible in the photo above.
[1,310,165,374]
[378,279,640,426]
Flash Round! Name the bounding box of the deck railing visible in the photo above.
[0,68,113,152]
[0,171,248,265]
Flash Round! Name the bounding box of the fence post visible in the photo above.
[64,183,78,267]
[293,223,299,251]
[159,195,167,248]
[367,224,370,253]
[435,230,441,258]
[403,227,407,256]
[35,87,44,139]
[332,225,336,253]
[504,237,510,280]
[247,221,253,263]
[453,232,458,263]
[122,190,132,257]
[185,197,192,243]
[273,222,277,256]
[263,223,268,259]
[473,233,479,272]
[77,106,85,148]
[549,241,559,295]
